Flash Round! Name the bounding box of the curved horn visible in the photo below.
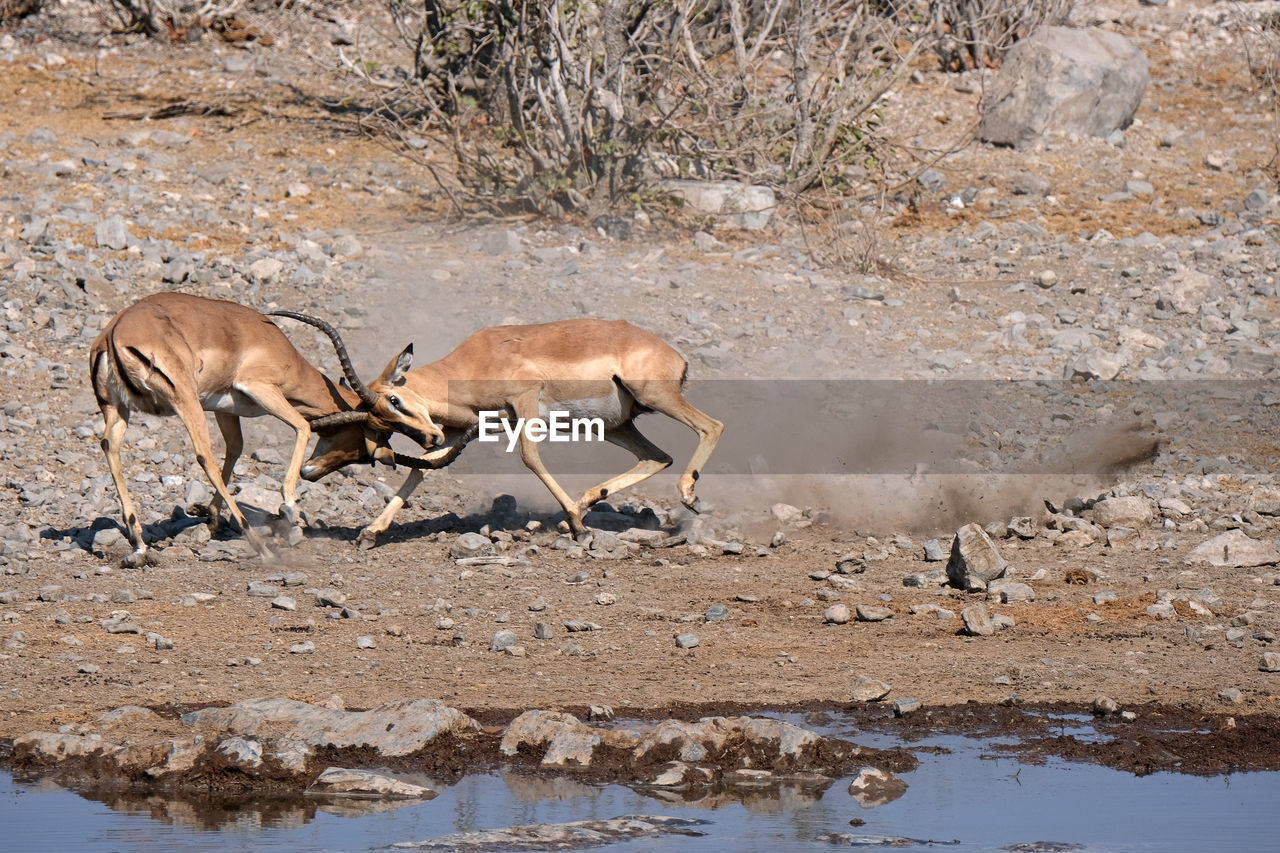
[391,424,479,469]
[270,310,378,408]
[307,410,372,430]
[393,451,457,470]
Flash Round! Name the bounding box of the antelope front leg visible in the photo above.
[357,468,425,550]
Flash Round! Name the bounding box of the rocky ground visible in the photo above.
[3,0,1280,789]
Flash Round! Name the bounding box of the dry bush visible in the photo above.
[930,0,1072,70]
[103,0,251,38]
[1,0,45,24]
[371,0,936,210]
[1237,3,1280,185]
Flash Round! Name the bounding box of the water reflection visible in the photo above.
[4,719,1280,853]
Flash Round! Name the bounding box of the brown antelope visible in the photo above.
[89,292,463,566]
[270,312,724,547]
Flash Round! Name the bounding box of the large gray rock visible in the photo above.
[1189,530,1280,568]
[660,180,777,229]
[180,697,480,757]
[1092,496,1152,528]
[979,27,1148,149]
[946,523,1007,590]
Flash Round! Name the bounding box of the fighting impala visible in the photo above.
[271,312,724,547]
[89,292,464,566]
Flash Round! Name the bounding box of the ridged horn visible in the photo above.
[270,310,378,408]
[307,410,372,430]
[391,424,479,469]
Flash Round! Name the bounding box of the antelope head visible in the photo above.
[270,311,446,479]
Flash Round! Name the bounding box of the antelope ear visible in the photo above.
[379,344,414,386]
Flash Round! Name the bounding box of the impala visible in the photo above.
[89,292,463,566]
[270,312,724,547]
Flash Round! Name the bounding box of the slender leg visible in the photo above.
[353,426,475,549]
[619,380,723,512]
[511,391,586,538]
[171,390,274,562]
[357,469,424,549]
[576,421,673,512]
[664,399,724,511]
[208,413,244,529]
[235,384,312,528]
[100,404,150,567]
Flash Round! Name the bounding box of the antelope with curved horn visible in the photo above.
[270,312,723,547]
[88,292,462,566]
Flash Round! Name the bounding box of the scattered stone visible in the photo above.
[675,633,699,649]
[660,179,777,229]
[850,676,891,702]
[988,580,1035,604]
[892,698,922,717]
[1092,696,1120,716]
[490,630,519,652]
[824,604,851,625]
[1190,530,1279,568]
[946,523,1007,590]
[1092,496,1152,528]
[961,603,996,637]
[855,604,893,622]
[978,27,1148,148]
[1261,652,1280,673]
[451,532,495,559]
[705,603,730,622]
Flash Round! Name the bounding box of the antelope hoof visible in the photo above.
[280,504,304,529]
[356,529,378,550]
[681,495,704,515]
[122,548,149,569]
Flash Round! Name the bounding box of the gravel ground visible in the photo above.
[2,0,1280,751]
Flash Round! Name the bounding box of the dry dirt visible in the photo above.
[3,1,1280,772]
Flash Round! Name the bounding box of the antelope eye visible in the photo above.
[388,395,404,411]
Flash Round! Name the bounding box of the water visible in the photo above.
[4,729,1278,852]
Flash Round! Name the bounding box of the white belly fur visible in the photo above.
[201,388,267,417]
[540,389,630,428]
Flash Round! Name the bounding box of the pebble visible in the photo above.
[961,603,996,637]
[675,633,699,649]
[855,604,893,622]
[823,604,851,625]
[850,676,891,702]
[489,630,519,652]
[705,603,729,622]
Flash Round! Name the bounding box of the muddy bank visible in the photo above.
[5,695,1278,808]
